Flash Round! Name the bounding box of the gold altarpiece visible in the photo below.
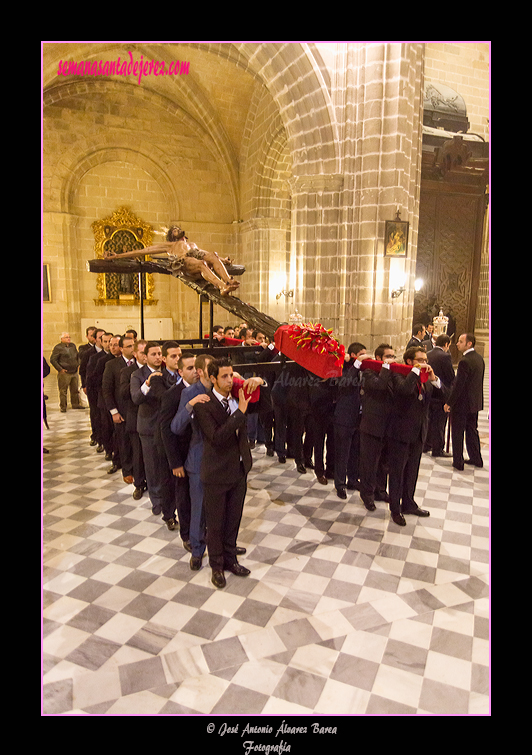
[91,207,158,305]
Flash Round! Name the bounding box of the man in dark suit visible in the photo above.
[193,357,270,589]
[358,343,396,512]
[130,341,179,528]
[86,332,115,460]
[95,335,123,470]
[333,342,367,499]
[406,324,426,350]
[102,335,136,481]
[171,354,214,569]
[309,377,336,485]
[426,334,455,457]
[81,328,105,447]
[159,351,197,552]
[387,347,448,526]
[445,333,485,470]
[278,365,313,473]
[119,339,147,499]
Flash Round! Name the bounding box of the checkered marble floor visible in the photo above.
[42,370,490,716]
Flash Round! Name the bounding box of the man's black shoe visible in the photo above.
[225,562,250,577]
[403,507,430,517]
[190,555,203,571]
[212,570,226,589]
[391,513,406,526]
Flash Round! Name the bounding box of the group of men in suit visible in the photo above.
[261,329,484,528]
[75,322,485,585]
[80,328,145,492]
[79,326,269,589]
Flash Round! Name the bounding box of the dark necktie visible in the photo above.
[222,398,231,415]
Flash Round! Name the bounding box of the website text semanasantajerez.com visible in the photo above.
[57,51,190,85]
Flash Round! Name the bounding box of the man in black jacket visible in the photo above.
[387,347,448,526]
[444,333,485,470]
[406,324,426,350]
[119,340,148,499]
[94,335,121,465]
[158,351,196,550]
[426,334,455,457]
[130,342,180,528]
[333,342,367,499]
[102,335,136,479]
[194,358,269,588]
[358,344,396,512]
[81,328,105,446]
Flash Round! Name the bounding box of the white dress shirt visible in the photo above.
[212,387,239,415]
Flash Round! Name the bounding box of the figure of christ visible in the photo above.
[105,225,240,296]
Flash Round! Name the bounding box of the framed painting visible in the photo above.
[43,263,51,302]
[384,218,409,258]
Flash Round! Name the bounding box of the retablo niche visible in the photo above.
[91,207,156,306]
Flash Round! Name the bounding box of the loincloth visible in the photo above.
[167,248,206,274]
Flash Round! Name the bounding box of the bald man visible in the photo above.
[50,332,83,412]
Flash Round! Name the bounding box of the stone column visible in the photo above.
[345,42,425,352]
[239,217,291,322]
[288,173,345,327]
[290,43,425,352]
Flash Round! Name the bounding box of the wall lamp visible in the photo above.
[276,289,294,301]
[390,286,406,299]
[390,277,424,299]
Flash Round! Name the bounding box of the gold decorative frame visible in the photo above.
[91,207,158,305]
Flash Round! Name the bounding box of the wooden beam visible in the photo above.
[87,257,282,340]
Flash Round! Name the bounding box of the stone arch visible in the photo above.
[57,145,179,219]
[234,42,340,176]
[182,42,339,176]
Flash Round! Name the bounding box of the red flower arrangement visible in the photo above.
[274,322,345,379]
